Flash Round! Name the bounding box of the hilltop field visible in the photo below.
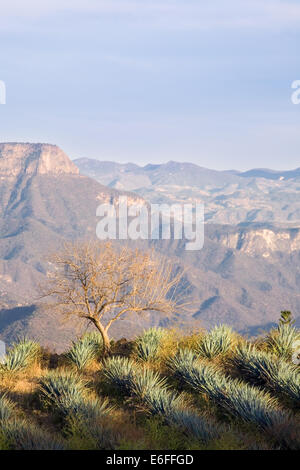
[0,318,299,451]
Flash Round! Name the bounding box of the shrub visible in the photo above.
[196,325,235,359]
[135,328,166,362]
[0,337,40,372]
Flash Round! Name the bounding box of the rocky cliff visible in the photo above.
[210,228,300,257]
[0,143,79,177]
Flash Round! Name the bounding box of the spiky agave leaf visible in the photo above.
[220,380,288,430]
[168,349,227,401]
[132,366,221,443]
[103,354,220,445]
[65,331,104,370]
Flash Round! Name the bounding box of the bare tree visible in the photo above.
[41,241,185,354]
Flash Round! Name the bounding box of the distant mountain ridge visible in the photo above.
[239,167,300,180]
[74,158,300,227]
[74,158,300,183]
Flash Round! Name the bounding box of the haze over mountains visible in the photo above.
[0,143,299,351]
[75,159,300,227]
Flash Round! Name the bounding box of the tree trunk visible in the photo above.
[92,319,111,355]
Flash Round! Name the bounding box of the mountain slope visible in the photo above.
[0,143,146,350]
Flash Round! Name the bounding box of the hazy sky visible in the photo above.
[0,0,300,170]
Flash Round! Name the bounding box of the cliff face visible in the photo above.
[0,143,79,177]
[211,228,300,257]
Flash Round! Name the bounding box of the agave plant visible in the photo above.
[169,407,220,442]
[168,348,289,431]
[0,337,40,372]
[265,323,300,359]
[38,370,87,410]
[230,345,300,404]
[129,367,169,400]
[102,356,136,394]
[167,348,198,380]
[221,380,288,430]
[0,394,15,421]
[59,394,113,420]
[135,328,166,362]
[196,325,234,359]
[147,386,185,415]
[65,331,103,370]
[168,348,228,401]
[1,418,65,450]
[67,413,119,450]
[130,363,221,443]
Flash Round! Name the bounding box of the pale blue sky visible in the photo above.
[0,0,300,170]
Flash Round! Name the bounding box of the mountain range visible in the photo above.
[0,143,299,351]
[74,159,300,227]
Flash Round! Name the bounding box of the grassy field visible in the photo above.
[0,321,299,450]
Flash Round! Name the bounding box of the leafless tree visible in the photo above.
[41,241,185,353]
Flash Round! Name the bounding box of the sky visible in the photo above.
[0,0,300,170]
